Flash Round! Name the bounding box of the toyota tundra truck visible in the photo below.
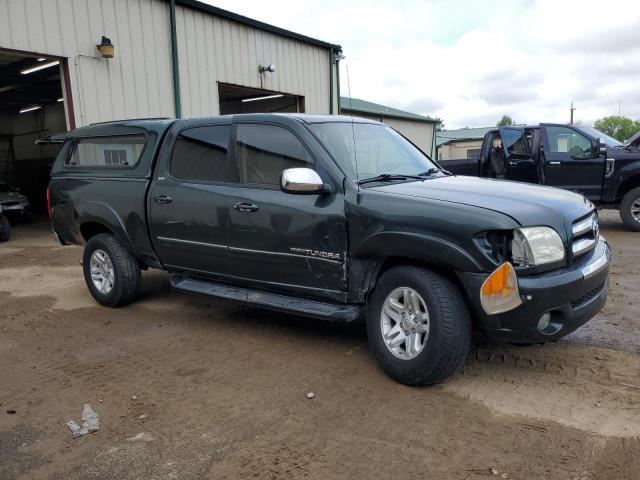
[49,114,611,385]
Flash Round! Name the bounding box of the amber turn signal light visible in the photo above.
[480,262,523,315]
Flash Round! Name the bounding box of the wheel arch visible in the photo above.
[349,231,483,304]
[76,201,133,250]
[615,169,640,202]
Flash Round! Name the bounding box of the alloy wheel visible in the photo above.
[380,287,430,360]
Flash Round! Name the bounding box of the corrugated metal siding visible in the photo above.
[0,0,335,126]
[383,117,435,157]
[343,111,435,156]
[0,0,175,127]
[175,5,332,117]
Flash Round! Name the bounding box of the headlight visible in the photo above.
[512,227,565,266]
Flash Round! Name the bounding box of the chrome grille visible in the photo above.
[571,212,598,258]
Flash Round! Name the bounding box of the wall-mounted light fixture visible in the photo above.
[97,36,115,58]
[258,64,276,74]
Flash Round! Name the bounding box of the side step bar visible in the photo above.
[171,275,361,322]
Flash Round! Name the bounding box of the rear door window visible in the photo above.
[67,135,146,167]
[236,123,313,186]
[170,125,235,182]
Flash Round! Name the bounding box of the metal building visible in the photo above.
[0,0,341,209]
[340,97,438,157]
[436,126,504,161]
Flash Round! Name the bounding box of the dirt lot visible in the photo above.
[1,211,638,479]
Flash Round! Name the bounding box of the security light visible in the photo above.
[258,64,276,73]
[97,36,115,58]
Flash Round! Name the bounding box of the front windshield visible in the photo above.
[309,122,438,181]
[0,182,16,193]
[575,126,622,147]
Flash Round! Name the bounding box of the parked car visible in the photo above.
[444,124,640,231]
[49,115,611,385]
[0,181,31,222]
[0,205,10,242]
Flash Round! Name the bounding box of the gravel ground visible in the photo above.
[0,210,638,479]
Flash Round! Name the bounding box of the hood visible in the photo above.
[0,190,26,203]
[370,176,593,237]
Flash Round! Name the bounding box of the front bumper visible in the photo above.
[458,238,611,343]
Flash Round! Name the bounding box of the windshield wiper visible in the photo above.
[418,167,452,177]
[357,173,425,185]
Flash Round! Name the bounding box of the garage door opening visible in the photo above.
[0,49,71,215]
[218,83,304,115]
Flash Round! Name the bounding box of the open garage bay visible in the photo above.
[0,211,639,479]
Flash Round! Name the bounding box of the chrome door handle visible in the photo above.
[234,202,259,212]
[153,194,173,204]
[548,161,561,166]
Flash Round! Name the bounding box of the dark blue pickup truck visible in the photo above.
[49,114,611,385]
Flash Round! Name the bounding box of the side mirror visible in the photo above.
[596,138,607,157]
[280,168,327,194]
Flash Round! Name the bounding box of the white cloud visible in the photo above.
[206,0,640,128]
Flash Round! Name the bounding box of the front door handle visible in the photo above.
[509,161,517,167]
[234,202,259,213]
[153,194,173,204]
[548,161,561,166]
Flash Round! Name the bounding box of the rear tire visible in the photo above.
[82,233,141,307]
[0,214,10,242]
[619,187,640,232]
[367,266,471,385]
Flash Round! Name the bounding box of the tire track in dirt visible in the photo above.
[444,342,640,437]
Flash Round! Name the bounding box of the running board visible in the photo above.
[170,276,361,322]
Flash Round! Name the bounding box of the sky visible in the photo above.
[206,0,640,129]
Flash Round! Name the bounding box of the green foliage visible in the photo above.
[496,115,514,127]
[435,117,445,131]
[594,116,640,142]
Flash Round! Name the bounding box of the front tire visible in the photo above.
[82,233,141,307]
[367,266,471,385]
[620,187,640,232]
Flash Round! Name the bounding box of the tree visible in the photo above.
[435,117,445,131]
[496,115,514,127]
[593,116,640,142]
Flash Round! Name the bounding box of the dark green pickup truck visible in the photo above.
[49,114,611,385]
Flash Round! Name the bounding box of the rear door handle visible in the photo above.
[234,202,259,213]
[548,161,561,166]
[153,194,173,204]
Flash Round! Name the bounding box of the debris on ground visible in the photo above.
[306,392,315,399]
[126,432,155,442]
[66,403,101,439]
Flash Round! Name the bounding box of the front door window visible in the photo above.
[544,126,593,159]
